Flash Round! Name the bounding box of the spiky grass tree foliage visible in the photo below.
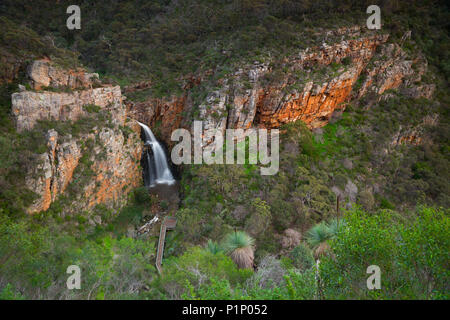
[206,240,222,254]
[222,231,255,269]
[327,218,346,238]
[306,221,332,259]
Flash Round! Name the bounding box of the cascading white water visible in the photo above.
[138,122,175,186]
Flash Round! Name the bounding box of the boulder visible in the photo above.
[27,58,99,90]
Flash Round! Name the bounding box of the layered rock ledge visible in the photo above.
[128,27,432,149]
[13,61,142,214]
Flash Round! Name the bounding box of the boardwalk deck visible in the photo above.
[155,216,177,274]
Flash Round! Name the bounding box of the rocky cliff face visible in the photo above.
[19,26,431,214]
[14,61,142,214]
[12,85,125,132]
[127,95,187,147]
[253,29,388,128]
[355,41,435,100]
[25,124,142,214]
[128,27,432,148]
[27,58,100,90]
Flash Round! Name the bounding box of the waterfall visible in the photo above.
[138,122,175,186]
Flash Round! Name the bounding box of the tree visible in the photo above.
[222,231,255,269]
[245,198,271,237]
[306,221,332,258]
[320,206,449,299]
[160,247,251,299]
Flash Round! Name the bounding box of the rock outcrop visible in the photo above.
[254,31,388,128]
[25,124,142,214]
[356,44,409,98]
[25,130,81,213]
[83,125,142,210]
[27,58,100,90]
[12,85,124,132]
[129,27,431,149]
[15,60,142,214]
[390,114,438,147]
[127,95,186,147]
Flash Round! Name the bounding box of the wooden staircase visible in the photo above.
[155,216,177,274]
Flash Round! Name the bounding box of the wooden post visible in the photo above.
[336,194,340,228]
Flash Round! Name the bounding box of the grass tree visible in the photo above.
[327,217,346,238]
[205,240,222,255]
[306,218,346,259]
[222,231,255,269]
[306,220,335,299]
[306,221,332,259]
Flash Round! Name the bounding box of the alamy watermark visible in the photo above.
[366,5,381,30]
[171,121,279,176]
[66,265,81,289]
[66,4,380,31]
[66,5,81,30]
[366,265,381,290]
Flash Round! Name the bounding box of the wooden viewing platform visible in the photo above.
[155,216,177,274]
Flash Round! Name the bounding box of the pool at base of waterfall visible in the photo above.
[148,180,180,211]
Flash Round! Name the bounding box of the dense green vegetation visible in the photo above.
[181,206,449,300]
[1,1,448,97]
[174,85,449,259]
[320,206,449,299]
[1,205,447,299]
[0,15,79,75]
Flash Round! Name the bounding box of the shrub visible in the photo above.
[246,255,285,290]
[245,198,271,237]
[380,197,395,210]
[205,240,223,255]
[132,187,151,206]
[82,104,101,113]
[306,221,332,258]
[160,247,252,299]
[320,206,449,299]
[222,231,255,270]
[289,244,315,272]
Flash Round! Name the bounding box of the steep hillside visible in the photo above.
[0,1,448,300]
[0,21,143,218]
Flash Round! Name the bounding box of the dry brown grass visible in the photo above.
[230,246,254,269]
